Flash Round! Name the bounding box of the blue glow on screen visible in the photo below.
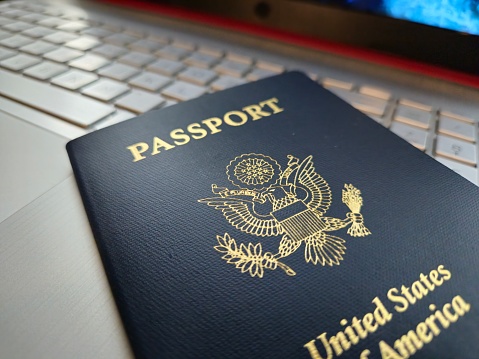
[384,0,479,34]
[320,0,479,35]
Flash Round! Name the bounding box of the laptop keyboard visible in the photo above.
[0,0,478,185]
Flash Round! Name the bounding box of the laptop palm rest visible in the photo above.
[0,176,133,359]
[0,110,71,222]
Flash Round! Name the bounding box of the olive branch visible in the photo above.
[214,233,296,278]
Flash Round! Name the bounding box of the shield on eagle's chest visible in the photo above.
[270,200,326,242]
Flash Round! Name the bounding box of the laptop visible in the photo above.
[1,0,478,357]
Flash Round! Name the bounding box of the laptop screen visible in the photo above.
[151,0,479,76]
[316,0,479,36]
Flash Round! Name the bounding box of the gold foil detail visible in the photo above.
[198,154,371,277]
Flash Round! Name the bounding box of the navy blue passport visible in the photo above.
[67,72,479,359]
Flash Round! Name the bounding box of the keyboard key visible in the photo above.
[146,58,184,76]
[255,60,284,73]
[171,39,195,50]
[20,3,42,13]
[390,122,428,150]
[23,61,68,80]
[226,52,253,65]
[38,17,68,28]
[183,52,219,68]
[0,46,17,60]
[65,36,100,51]
[51,69,98,90]
[43,30,78,44]
[394,105,432,129]
[104,33,137,46]
[117,51,155,68]
[246,68,277,81]
[101,22,122,32]
[0,53,40,71]
[86,19,103,27]
[0,2,12,9]
[398,98,432,111]
[440,110,475,124]
[328,88,388,116]
[359,85,391,100]
[128,71,170,92]
[61,9,88,21]
[210,75,246,91]
[322,78,353,90]
[43,47,83,62]
[146,33,169,44]
[435,157,478,184]
[42,8,63,17]
[155,44,191,60]
[178,67,216,86]
[0,29,11,40]
[214,59,251,77]
[22,25,55,38]
[435,135,476,165]
[123,26,145,37]
[18,13,49,23]
[69,54,109,71]
[19,40,56,55]
[0,34,33,48]
[2,9,29,18]
[82,78,130,101]
[93,109,135,130]
[81,27,113,38]
[115,89,165,114]
[57,21,89,32]
[197,45,223,57]
[0,69,113,127]
[21,4,47,13]
[438,116,476,142]
[161,80,206,101]
[0,18,14,27]
[91,43,127,59]
[3,21,34,32]
[129,38,163,53]
[98,63,139,81]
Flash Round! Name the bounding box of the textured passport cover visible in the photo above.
[67,72,479,359]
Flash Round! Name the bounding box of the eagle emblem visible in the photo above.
[198,153,371,278]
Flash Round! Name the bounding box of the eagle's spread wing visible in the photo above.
[198,198,281,237]
[295,155,332,215]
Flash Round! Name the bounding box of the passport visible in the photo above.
[67,72,479,359]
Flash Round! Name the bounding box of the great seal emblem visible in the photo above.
[198,153,371,278]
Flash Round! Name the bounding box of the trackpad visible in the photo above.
[0,111,71,222]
